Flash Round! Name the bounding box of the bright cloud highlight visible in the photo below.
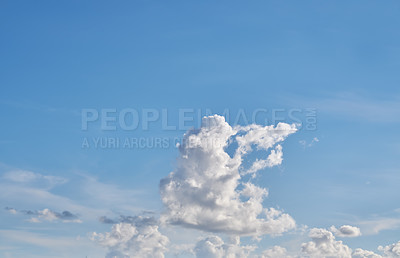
[160,115,297,236]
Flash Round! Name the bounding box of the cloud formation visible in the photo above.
[379,241,400,257]
[301,228,352,257]
[4,116,398,258]
[260,245,290,258]
[5,207,81,223]
[194,235,256,258]
[99,215,157,225]
[92,216,169,258]
[352,248,382,258]
[300,227,385,258]
[3,169,67,188]
[330,225,362,238]
[160,115,297,236]
[299,137,319,149]
[359,217,400,235]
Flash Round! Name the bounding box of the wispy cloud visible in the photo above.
[0,100,80,117]
[358,217,400,235]
[2,170,67,189]
[0,166,149,223]
[316,93,400,123]
[299,137,319,149]
[0,229,102,257]
[5,207,81,223]
[287,92,400,123]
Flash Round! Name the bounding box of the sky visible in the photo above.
[0,1,400,257]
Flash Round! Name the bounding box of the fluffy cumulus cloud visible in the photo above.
[3,116,400,258]
[91,216,169,258]
[160,115,297,236]
[190,230,391,258]
[301,228,353,257]
[194,235,256,258]
[330,225,362,238]
[301,227,384,258]
[379,241,400,257]
[260,245,290,258]
[352,248,382,258]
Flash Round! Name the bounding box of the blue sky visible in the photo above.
[1,1,400,257]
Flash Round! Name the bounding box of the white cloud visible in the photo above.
[3,115,399,257]
[301,228,352,258]
[378,241,400,257]
[160,115,296,237]
[352,248,382,258]
[260,245,290,258]
[169,243,196,257]
[299,137,319,149]
[330,225,362,238]
[194,235,256,258]
[300,227,383,258]
[92,216,169,258]
[3,170,67,188]
[245,145,283,175]
[358,218,400,235]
